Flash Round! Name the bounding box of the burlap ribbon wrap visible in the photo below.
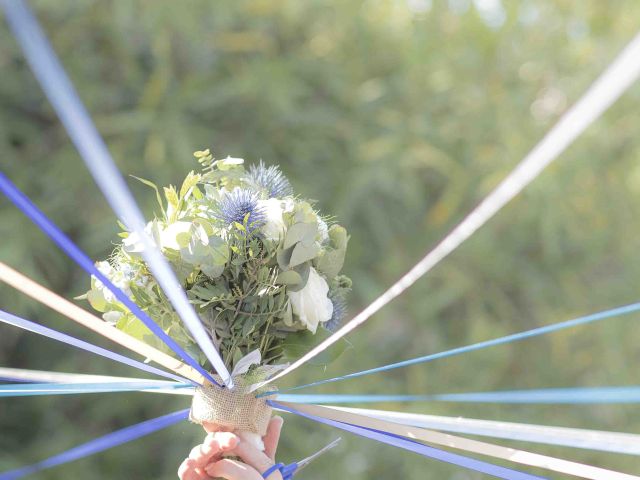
[189,377,275,436]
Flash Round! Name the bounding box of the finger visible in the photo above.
[202,431,239,457]
[178,458,208,480]
[203,422,234,433]
[264,416,284,461]
[190,432,239,467]
[206,459,265,480]
[232,433,274,474]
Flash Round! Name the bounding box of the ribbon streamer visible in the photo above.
[277,394,431,403]
[278,387,640,405]
[333,406,640,456]
[0,262,204,385]
[0,409,189,480]
[0,368,196,396]
[271,401,545,480]
[0,381,192,397]
[415,386,640,404]
[0,309,190,384]
[260,29,640,387]
[0,170,218,386]
[277,301,640,393]
[1,0,232,388]
[279,402,640,480]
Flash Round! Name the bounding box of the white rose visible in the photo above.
[257,198,294,241]
[287,267,333,333]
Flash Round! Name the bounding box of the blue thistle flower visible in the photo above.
[216,189,265,232]
[324,294,347,332]
[247,161,294,198]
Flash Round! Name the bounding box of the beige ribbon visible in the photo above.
[0,261,204,384]
[278,402,640,480]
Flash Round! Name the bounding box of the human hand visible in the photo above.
[178,416,284,480]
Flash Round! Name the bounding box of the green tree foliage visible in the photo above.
[1,1,639,478]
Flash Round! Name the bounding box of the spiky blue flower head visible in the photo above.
[324,294,347,332]
[247,160,294,198]
[216,189,265,233]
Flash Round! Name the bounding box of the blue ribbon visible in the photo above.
[0,171,216,386]
[1,0,232,388]
[0,309,192,385]
[275,301,640,394]
[0,409,189,480]
[270,401,545,480]
[0,381,193,397]
[416,387,640,404]
[277,387,640,405]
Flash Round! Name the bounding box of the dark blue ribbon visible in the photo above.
[0,409,189,480]
[0,171,217,386]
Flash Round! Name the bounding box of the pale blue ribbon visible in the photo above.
[273,301,640,394]
[0,381,193,397]
[277,386,640,404]
[0,0,232,388]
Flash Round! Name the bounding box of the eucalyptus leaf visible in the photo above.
[315,225,349,278]
[276,269,302,285]
[285,262,311,292]
[289,241,320,268]
[283,222,317,250]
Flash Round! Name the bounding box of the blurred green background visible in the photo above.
[1,0,640,478]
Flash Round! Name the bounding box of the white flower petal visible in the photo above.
[288,267,333,333]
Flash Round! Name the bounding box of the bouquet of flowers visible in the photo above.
[83,149,350,448]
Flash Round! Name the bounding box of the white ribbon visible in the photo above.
[261,30,640,386]
[334,406,640,456]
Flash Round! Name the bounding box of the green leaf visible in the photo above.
[276,246,294,269]
[285,263,310,292]
[315,225,349,278]
[116,314,152,342]
[164,185,179,209]
[289,241,320,268]
[86,289,107,312]
[130,175,165,216]
[180,170,201,198]
[276,269,302,285]
[201,263,225,278]
[283,222,317,250]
